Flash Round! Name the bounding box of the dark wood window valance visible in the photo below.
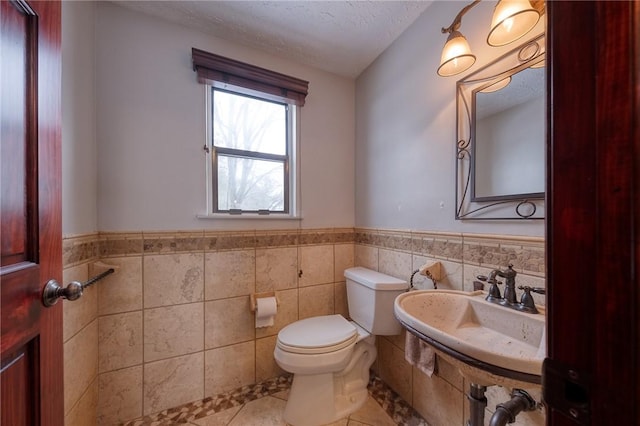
[192,48,309,106]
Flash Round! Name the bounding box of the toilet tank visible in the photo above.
[344,267,407,335]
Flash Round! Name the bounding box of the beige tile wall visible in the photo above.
[62,234,100,426]
[354,228,546,426]
[63,227,545,426]
[63,228,354,425]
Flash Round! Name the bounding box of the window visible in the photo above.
[192,48,309,217]
[209,88,295,214]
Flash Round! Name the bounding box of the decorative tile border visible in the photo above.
[100,233,144,258]
[62,233,101,267]
[255,230,300,248]
[355,229,464,261]
[63,228,544,277]
[64,229,357,267]
[122,375,292,425]
[121,373,427,426]
[354,228,545,277]
[462,235,545,276]
[368,374,428,426]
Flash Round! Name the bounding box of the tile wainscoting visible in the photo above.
[354,228,546,426]
[62,229,354,425]
[62,228,546,426]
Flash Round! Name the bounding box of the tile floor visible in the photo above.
[123,374,428,426]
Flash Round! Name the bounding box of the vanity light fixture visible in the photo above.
[487,0,541,46]
[479,76,511,93]
[437,0,544,77]
[437,30,476,77]
[437,0,480,77]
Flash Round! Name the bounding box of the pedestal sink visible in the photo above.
[394,289,545,388]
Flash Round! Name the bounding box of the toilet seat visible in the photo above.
[277,315,358,355]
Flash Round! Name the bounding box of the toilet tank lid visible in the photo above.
[344,267,407,290]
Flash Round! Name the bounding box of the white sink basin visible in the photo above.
[394,290,545,386]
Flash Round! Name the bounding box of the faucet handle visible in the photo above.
[517,286,540,314]
[485,278,503,300]
[518,285,546,295]
[484,275,502,285]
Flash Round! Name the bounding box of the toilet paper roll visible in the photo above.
[255,296,277,328]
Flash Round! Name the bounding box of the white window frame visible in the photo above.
[203,86,301,219]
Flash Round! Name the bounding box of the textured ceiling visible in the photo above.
[476,66,545,119]
[111,1,433,78]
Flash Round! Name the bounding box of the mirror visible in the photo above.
[473,67,545,199]
[456,34,545,220]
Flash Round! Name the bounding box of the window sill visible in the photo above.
[196,213,303,221]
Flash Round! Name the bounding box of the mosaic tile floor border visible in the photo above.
[367,375,428,426]
[122,373,427,426]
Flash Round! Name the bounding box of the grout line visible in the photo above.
[141,250,146,417]
[203,247,207,403]
[224,403,245,426]
[65,374,98,419]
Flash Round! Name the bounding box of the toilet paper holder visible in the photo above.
[250,292,280,312]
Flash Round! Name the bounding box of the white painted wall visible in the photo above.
[63,1,544,237]
[62,1,98,236]
[355,1,545,236]
[94,2,355,231]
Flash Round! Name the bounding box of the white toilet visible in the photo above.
[274,267,407,426]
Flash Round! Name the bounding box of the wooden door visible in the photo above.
[545,1,639,424]
[1,1,63,424]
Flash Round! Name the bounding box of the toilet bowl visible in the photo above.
[274,315,359,374]
[275,315,376,426]
[274,267,407,426]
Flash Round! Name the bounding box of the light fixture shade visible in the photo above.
[437,30,476,77]
[487,0,540,47]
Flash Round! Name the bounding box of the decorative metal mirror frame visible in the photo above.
[455,33,546,220]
